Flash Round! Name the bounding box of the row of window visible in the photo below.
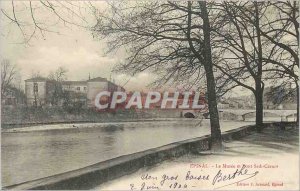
[76,87,87,91]
[33,83,87,93]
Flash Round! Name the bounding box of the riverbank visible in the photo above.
[1,106,185,128]
[3,118,244,133]
[4,122,294,189]
[3,121,257,189]
[3,105,292,129]
[1,118,204,132]
[97,124,299,190]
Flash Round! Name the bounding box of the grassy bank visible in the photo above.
[1,106,183,128]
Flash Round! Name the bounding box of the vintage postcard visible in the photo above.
[0,1,299,190]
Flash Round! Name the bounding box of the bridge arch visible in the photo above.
[183,112,195,118]
[242,111,282,117]
[286,113,297,117]
[219,110,285,121]
[286,112,297,121]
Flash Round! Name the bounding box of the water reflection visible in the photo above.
[101,124,125,132]
[1,120,254,186]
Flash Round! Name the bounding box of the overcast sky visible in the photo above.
[0,1,158,91]
[0,1,251,96]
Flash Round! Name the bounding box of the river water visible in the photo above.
[1,118,277,186]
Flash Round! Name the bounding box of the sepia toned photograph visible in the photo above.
[0,1,299,190]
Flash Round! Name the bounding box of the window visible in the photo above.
[33,83,38,92]
[77,87,80,91]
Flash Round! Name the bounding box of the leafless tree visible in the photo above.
[265,80,297,110]
[259,1,299,123]
[93,1,223,150]
[1,59,17,98]
[48,66,68,82]
[211,2,268,132]
[1,1,93,44]
[213,1,299,126]
[48,67,68,106]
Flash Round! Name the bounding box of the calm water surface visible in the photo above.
[2,119,257,186]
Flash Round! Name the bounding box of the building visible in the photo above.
[263,86,297,110]
[1,85,26,106]
[217,101,230,109]
[25,77,53,106]
[62,80,87,93]
[25,76,124,107]
[223,96,256,109]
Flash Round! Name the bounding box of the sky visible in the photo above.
[0,1,157,91]
[0,1,252,96]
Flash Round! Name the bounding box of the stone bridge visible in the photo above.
[218,109,297,121]
[182,109,297,121]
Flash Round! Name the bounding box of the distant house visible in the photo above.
[217,101,230,109]
[223,95,255,109]
[85,77,126,107]
[62,80,87,93]
[231,86,297,110]
[25,76,125,107]
[1,85,26,106]
[25,77,53,106]
[263,86,297,110]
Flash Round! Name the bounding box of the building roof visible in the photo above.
[61,81,87,86]
[87,77,107,82]
[25,76,116,87]
[25,77,48,82]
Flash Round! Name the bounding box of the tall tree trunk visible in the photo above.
[255,81,263,132]
[254,2,264,132]
[199,1,222,151]
[296,82,299,125]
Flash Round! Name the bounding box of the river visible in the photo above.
[1,118,283,186]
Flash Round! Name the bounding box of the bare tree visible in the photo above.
[48,67,68,106]
[187,1,222,149]
[214,1,299,126]
[48,67,68,82]
[93,1,223,150]
[259,2,299,123]
[212,2,267,132]
[1,59,17,98]
[1,1,93,44]
[265,81,297,110]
